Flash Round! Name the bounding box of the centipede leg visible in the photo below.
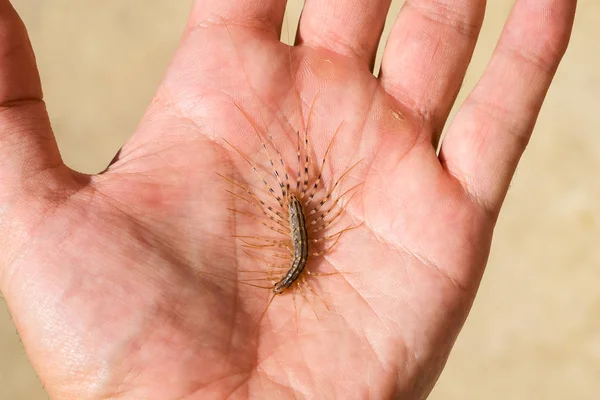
[302,277,331,312]
[218,173,288,224]
[228,208,287,236]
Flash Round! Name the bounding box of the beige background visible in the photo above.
[1,0,598,398]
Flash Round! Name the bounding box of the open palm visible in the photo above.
[0,1,575,399]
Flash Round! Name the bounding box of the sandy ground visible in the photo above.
[1,1,598,398]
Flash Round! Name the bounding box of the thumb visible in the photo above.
[0,1,63,191]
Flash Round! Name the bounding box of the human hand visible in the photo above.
[0,0,576,398]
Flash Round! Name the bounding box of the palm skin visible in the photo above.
[0,1,575,399]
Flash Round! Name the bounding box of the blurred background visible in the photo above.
[1,0,598,398]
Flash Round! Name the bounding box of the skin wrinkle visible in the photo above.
[218,25,308,152]
[405,0,483,40]
[252,342,297,395]
[366,210,470,295]
[320,231,413,376]
[301,26,372,67]
[182,365,252,399]
[0,97,46,110]
[94,224,241,397]
[221,370,254,399]
[252,367,296,399]
[439,155,499,223]
[361,221,462,361]
[2,174,87,282]
[498,39,560,75]
[190,13,285,40]
[287,342,317,398]
[450,100,530,215]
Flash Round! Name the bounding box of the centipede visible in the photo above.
[203,23,364,329]
[211,94,364,329]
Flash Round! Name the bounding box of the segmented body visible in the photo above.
[274,195,308,294]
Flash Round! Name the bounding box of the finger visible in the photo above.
[188,0,287,39]
[439,0,577,214]
[379,0,485,145]
[296,0,392,68]
[0,1,62,187]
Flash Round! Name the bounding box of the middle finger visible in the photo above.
[379,0,486,146]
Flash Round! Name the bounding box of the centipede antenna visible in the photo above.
[296,128,302,193]
[304,121,344,202]
[297,282,320,321]
[255,110,292,201]
[254,293,277,333]
[233,102,289,201]
[237,276,280,283]
[301,94,320,199]
[223,139,285,208]
[221,17,288,199]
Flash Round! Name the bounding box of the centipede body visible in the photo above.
[274,195,309,294]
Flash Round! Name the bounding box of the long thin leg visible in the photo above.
[240,241,290,251]
[311,223,364,243]
[309,183,363,231]
[302,277,331,312]
[306,159,363,216]
[226,189,288,230]
[241,249,289,270]
[228,208,287,236]
[197,269,274,290]
[311,223,364,257]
